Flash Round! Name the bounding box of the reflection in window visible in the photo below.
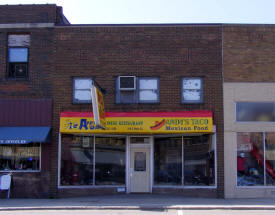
[95,137,126,185]
[0,143,40,171]
[154,137,182,185]
[236,102,275,122]
[184,135,215,186]
[237,133,264,186]
[61,135,94,186]
[265,133,275,186]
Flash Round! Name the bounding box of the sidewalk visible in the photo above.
[0,194,275,211]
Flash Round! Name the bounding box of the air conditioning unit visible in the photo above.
[14,64,27,78]
[119,76,136,90]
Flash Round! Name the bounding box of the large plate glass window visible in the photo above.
[73,78,93,103]
[60,135,126,186]
[8,34,30,79]
[0,143,40,171]
[182,78,203,103]
[236,132,275,186]
[236,102,275,122]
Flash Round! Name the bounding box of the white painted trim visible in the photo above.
[182,136,184,185]
[263,132,266,186]
[150,136,153,193]
[153,185,217,189]
[59,185,125,189]
[126,136,130,193]
[213,132,217,188]
[0,23,55,28]
[93,135,95,186]
[58,133,61,188]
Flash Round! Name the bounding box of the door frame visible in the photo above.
[126,136,153,193]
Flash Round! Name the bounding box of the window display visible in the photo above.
[60,135,126,186]
[95,137,126,185]
[184,135,215,186]
[154,137,182,185]
[0,143,40,171]
[154,135,215,186]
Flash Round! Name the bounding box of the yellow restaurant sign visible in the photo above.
[60,111,213,134]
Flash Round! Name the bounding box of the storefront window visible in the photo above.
[61,135,94,186]
[95,137,126,185]
[184,135,215,186]
[236,102,275,122]
[0,143,40,171]
[237,133,264,186]
[154,137,182,185]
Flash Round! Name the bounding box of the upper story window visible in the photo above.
[236,102,275,122]
[182,78,203,103]
[7,34,30,79]
[73,77,92,103]
[116,76,159,104]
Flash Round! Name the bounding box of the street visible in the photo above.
[0,210,275,215]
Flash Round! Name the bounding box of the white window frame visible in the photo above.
[72,77,93,104]
[181,77,203,104]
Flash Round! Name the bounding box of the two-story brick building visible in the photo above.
[4,4,275,199]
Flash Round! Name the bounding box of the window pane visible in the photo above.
[184,135,215,186]
[130,137,150,144]
[183,79,201,90]
[74,79,92,90]
[8,35,30,46]
[61,135,94,186]
[74,89,91,101]
[183,90,201,101]
[139,79,158,90]
[95,137,126,185]
[9,48,28,62]
[237,133,264,186]
[265,133,275,186]
[236,102,275,122]
[118,91,136,104]
[0,143,40,171]
[154,137,182,185]
[134,152,146,171]
[139,90,158,101]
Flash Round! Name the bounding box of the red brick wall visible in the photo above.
[0,4,59,24]
[52,25,224,197]
[223,24,275,82]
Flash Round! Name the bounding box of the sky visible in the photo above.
[1,0,275,24]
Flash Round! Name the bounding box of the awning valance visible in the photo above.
[0,127,51,144]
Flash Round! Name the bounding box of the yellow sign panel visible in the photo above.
[60,112,213,134]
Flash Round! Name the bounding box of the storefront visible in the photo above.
[58,111,217,195]
[224,83,275,198]
[0,99,52,198]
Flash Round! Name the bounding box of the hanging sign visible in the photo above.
[90,81,106,129]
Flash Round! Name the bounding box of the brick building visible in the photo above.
[0,4,226,198]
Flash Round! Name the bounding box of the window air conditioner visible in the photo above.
[119,76,136,90]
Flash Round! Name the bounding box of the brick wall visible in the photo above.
[52,25,224,197]
[223,24,275,82]
[0,4,63,24]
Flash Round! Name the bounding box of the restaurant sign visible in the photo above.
[60,111,213,134]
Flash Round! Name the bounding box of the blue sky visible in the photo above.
[1,0,275,24]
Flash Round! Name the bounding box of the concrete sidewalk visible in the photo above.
[0,194,275,211]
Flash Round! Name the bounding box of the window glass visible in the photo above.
[0,143,40,171]
[182,78,203,103]
[130,137,150,144]
[154,137,182,185]
[134,152,146,171]
[95,137,126,185]
[265,133,275,186]
[184,135,215,186]
[73,78,92,103]
[116,77,159,104]
[236,102,275,122]
[60,135,94,186]
[237,133,264,186]
[9,48,28,62]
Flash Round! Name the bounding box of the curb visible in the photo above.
[1,205,275,211]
